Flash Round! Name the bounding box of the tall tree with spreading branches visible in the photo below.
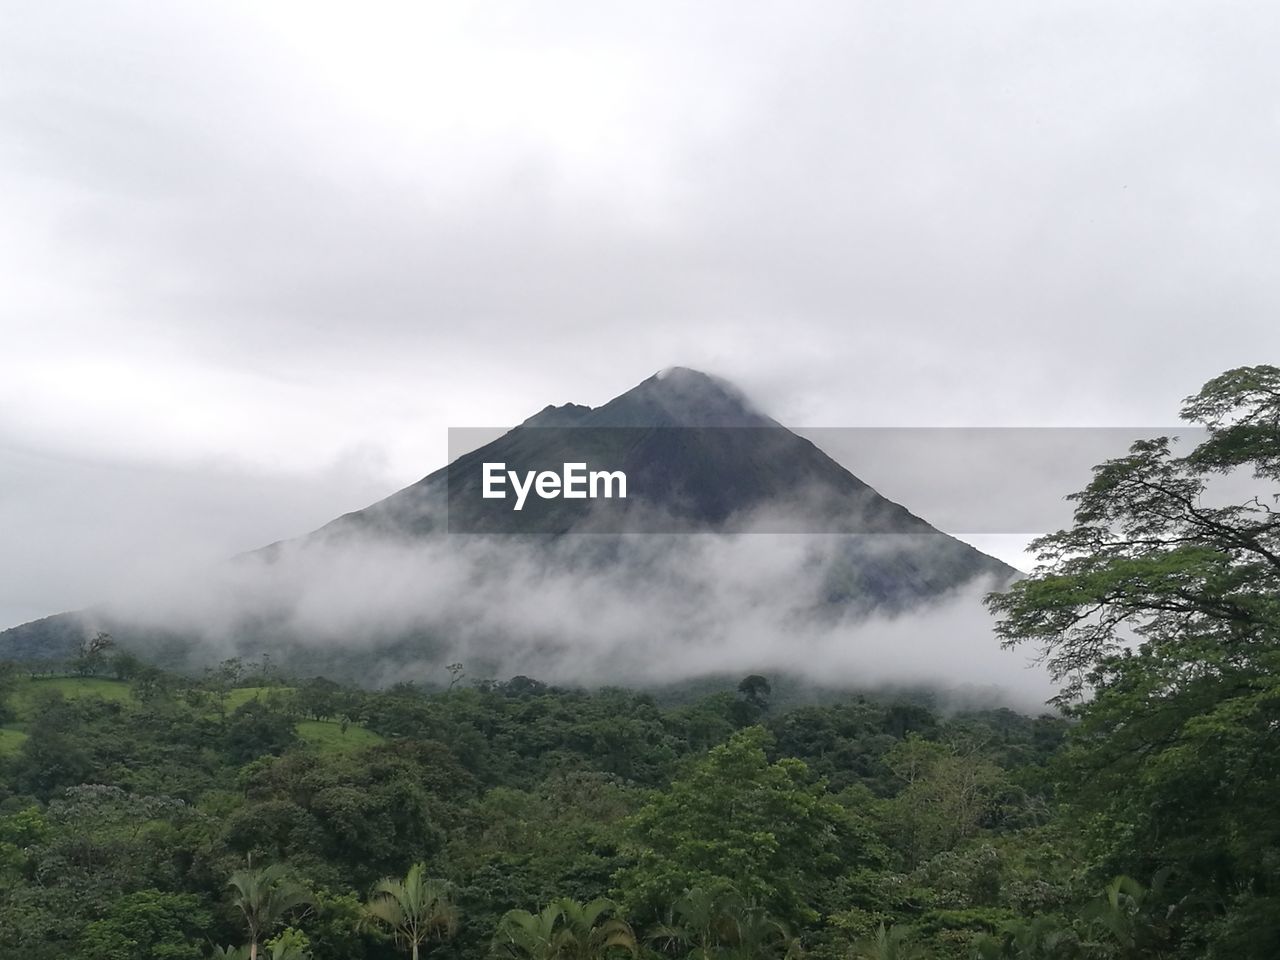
[986,365,1280,957]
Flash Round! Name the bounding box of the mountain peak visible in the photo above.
[646,366,737,394]
[518,368,754,429]
[588,367,771,427]
[653,364,714,382]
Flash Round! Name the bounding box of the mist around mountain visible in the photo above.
[0,368,1032,700]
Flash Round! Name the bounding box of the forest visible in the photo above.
[1,364,1276,959]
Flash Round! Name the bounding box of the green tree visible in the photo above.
[71,631,115,677]
[1082,873,1173,959]
[882,736,1008,867]
[295,677,343,722]
[730,675,772,726]
[210,946,309,960]
[109,650,145,681]
[969,916,1080,960]
[77,890,211,960]
[363,863,459,960]
[649,885,742,960]
[492,903,565,960]
[263,927,312,960]
[227,863,314,960]
[851,923,928,960]
[648,885,798,960]
[0,806,47,883]
[617,727,867,925]
[224,699,298,763]
[494,898,636,960]
[0,659,19,724]
[986,365,1280,957]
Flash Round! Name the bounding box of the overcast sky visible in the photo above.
[2,1,1279,628]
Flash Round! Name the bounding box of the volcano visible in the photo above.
[0,369,1014,681]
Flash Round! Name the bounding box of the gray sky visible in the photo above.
[2,1,1279,629]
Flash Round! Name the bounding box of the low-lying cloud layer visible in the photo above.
[96,517,1054,710]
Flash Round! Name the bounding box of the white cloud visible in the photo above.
[2,0,1278,632]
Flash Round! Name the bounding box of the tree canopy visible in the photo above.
[987,364,1280,957]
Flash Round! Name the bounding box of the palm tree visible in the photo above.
[970,917,1079,959]
[719,905,800,960]
[649,885,742,960]
[212,940,310,960]
[494,898,636,960]
[851,923,927,960]
[226,864,314,960]
[267,939,311,960]
[554,898,637,960]
[493,902,566,960]
[649,887,797,960]
[1083,872,1173,958]
[363,863,459,960]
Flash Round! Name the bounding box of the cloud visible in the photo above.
[3,1,1279,640]
[94,507,1054,710]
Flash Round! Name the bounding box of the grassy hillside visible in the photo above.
[0,727,27,756]
[4,675,383,754]
[9,675,135,715]
[297,718,383,753]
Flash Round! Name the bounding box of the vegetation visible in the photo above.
[227,863,314,960]
[365,864,458,960]
[492,897,634,960]
[987,363,1280,958]
[0,365,1275,958]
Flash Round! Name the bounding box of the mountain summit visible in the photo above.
[588,366,771,427]
[317,368,1004,548]
[522,368,766,429]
